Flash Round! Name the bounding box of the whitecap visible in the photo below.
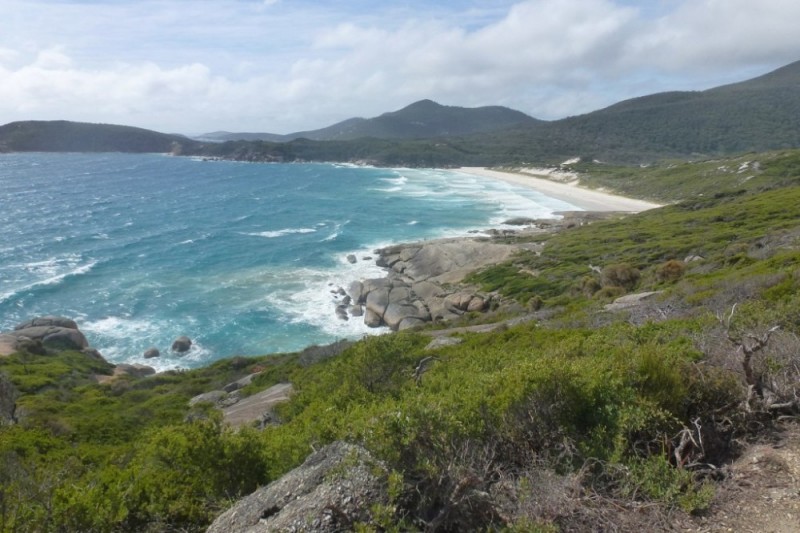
[82,315,215,372]
[380,175,408,186]
[243,228,317,238]
[0,257,99,304]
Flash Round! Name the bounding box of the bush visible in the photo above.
[656,260,687,283]
[579,275,602,296]
[601,263,641,290]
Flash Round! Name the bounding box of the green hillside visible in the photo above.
[2,149,800,531]
[0,120,199,154]
[189,60,800,165]
[199,99,539,142]
[4,60,799,165]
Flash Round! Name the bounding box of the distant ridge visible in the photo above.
[198,99,539,142]
[3,59,800,165]
[0,120,199,154]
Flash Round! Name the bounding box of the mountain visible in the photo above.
[4,59,800,165]
[0,120,200,154]
[190,59,800,166]
[198,99,540,142]
[537,59,800,160]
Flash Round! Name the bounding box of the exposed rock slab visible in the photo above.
[221,382,294,428]
[604,291,663,312]
[0,335,17,357]
[377,238,517,284]
[207,441,388,533]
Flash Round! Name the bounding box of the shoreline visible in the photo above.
[455,166,662,213]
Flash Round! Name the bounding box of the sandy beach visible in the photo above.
[458,167,662,212]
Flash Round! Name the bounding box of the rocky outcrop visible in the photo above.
[1,316,93,355]
[6,315,90,352]
[221,382,293,428]
[114,364,156,378]
[604,291,664,312]
[188,372,293,428]
[207,441,389,533]
[341,237,513,330]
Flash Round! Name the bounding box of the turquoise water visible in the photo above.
[0,153,578,369]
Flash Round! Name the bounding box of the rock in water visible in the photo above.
[346,254,357,264]
[171,336,192,353]
[143,347,160,359]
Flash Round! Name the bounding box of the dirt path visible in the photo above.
[687,422,800,532]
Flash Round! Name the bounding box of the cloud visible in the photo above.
[626,0,800,71]
[0,0,798,132]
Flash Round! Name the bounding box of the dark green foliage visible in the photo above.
[0,120,199,153]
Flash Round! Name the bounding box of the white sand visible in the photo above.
[457,167,662,212]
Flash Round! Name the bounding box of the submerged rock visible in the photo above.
[143,347,160,359]
[171,336,192,353]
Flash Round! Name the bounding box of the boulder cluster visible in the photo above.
[0,316,97,357]
[338,237,519,330]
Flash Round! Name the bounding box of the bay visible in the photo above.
[0,153,577,369]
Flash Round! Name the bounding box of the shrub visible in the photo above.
[656,260,687,283]
[601,263,641,290]
[595,285,626,299]
[579,275,602,296]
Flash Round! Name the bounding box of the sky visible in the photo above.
[1,0,799,135]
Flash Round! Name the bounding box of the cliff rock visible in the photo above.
[4,316,90,352]
[207,441,388,532]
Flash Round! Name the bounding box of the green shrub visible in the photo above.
[656,259,687,282]
[601,263,641,290]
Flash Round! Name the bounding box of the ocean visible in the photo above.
[0,153,578,370]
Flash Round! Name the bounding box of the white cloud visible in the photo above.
[0,0,798,132]
[625,0,800,71]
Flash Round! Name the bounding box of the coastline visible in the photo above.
[456,166,662,212]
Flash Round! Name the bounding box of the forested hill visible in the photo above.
[190,59,800,165]
[535,58,800,161]
[0,120,199,154]
[198,99,540,142]
[3,59,800,164]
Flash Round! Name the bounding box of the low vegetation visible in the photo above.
[2,150,800,531]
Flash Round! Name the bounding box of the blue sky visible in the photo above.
[1,0,798,134]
